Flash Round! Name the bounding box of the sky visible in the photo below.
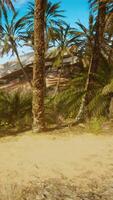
[16,0,89,26]
[0,0,89,64]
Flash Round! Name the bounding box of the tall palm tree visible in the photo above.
[0,10,32,86]
[25,1,64,49]
[74,0,107,123]
[32,0,46,132]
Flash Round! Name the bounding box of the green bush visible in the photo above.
[86,117,107,134]
[0,89,32,130]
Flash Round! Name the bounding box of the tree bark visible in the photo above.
[32,0,46,132]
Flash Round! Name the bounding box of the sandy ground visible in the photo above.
[0,129,113,187]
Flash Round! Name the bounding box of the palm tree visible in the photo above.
[25,1,64,49]
[74,16,95,69]
[32,0,46,132]
[103,11,113,65]
[49,22,78,96]
[0,0,15,11]
[0,10,32,86]
[74,1,107,124]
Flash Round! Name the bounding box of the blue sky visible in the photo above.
[58,0,89,27]
[0,0,89,64]
[16,0,89,26]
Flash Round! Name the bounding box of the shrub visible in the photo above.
[0,89,32,130]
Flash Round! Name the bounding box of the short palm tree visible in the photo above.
[0,9,32,86]
[74,15,95,68]
[49,22,78,96]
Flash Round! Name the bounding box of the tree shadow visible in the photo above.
[0,126,31,139]
[46,124,68,132]
[0,121,80,139]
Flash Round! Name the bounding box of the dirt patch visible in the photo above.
[0,131,113,199]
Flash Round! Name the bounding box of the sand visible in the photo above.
[0,130,113,186]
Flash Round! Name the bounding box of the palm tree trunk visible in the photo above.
[108,40,113,65]
[53,55,63,98]
[32,0,46,132]
[13,45,32,87]
[74,58,92,124]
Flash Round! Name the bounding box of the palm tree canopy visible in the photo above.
[0,0,15,11]
[0,9,27,55]
[89,0,113,14]
[23,1,65,49]
[26,1,64,28]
